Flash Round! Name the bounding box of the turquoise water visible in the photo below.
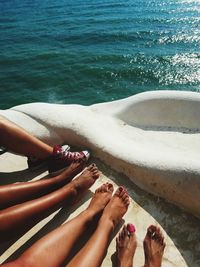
[0,0,200,109]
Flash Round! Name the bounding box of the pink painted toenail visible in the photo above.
[127,224,136,233]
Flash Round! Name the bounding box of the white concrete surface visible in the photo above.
[0,90,200,266]
[0,90,199,218]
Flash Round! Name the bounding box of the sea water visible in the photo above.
[0,0,199,109]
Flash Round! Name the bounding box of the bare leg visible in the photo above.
[0,116,90,174]
[0,164,99,241]
[2,183,114,267]
[143,225,166,267]
[116,224,137,267]
[0,116,52,158]
[0,162,84,209]
[67,186,130,267]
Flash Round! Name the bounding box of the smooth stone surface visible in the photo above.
[0,90,199,218]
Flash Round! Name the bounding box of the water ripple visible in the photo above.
[0,0,200,109]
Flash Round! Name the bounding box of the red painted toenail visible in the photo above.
[119,186,124,192]
[127,224,136,233]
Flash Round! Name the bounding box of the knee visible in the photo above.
[0,116,7,130]
[0,117,4,128]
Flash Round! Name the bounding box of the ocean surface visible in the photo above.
[0,0,200,109]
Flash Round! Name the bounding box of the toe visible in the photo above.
[121,225,127,239]
[115,186,125,197]
[119,230,123,241]
[122,192,129,200]
[98,183,107,192]
[127,223,136,235]
[107,183,114,192]
[158,230,165,246]
[103,183,109,192]
[89,163,96,170]
[93,170,100,176]
[94,170,101,177]
[148,225,157,232]
[91,166,99,173]
[154,226,162,242]
[95,184,104,193]
[122,191,130,203]
[160,233,165,245]
[163,241,166,249]
[87,164,94,171]
[116,236,120,252]
[155,226,161,236]
[147,225,157,238]
[95,187,100,193]
[125,197,130,206]
[124,225,129,237]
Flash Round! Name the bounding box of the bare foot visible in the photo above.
[56,161,85,184]
[72,163,100,194]
[100,186,130,228]
[143,225,166,267]
[87,182,114,215]
[116,224,137,267]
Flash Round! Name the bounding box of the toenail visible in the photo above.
[91,163,96,167]
[127,224,136,234]
[119,186,124,192]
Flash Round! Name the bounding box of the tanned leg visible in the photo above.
[67,186,130,267]
[143,225,166,267]
[116,224,137,267]
[0,164,99,241]
[0,116,52,158]
[2,183,114,267]
[0,162,84,209]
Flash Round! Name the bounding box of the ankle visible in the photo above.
[143,262,156,267]
[63,183,77,198]
[71,179,80,192]
[99,215,115,231]
[37,146,53,159]
[82,209,97,223]
[117,261,133,267]
[51,175,67,187]
[55,171,70,182]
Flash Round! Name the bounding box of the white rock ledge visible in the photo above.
[1,90,200,218]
